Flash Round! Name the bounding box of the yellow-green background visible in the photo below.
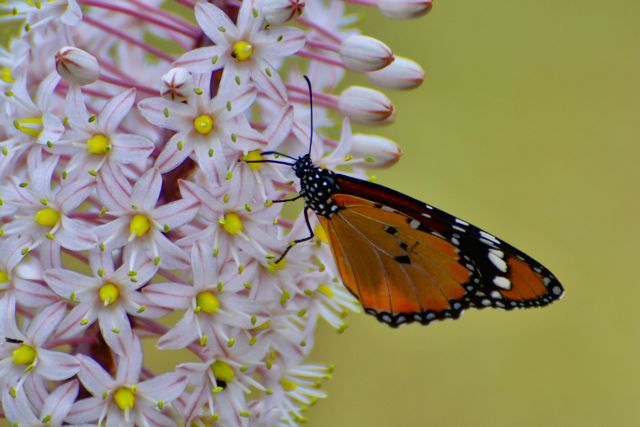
[310,1,640,426]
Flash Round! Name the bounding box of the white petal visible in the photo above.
[96,162,132,212]
[173,45,226,74]
[98,307,133,356]
[76,354,116,395]
[152,197,200,231]
[131,167,162,211]
[26,300,66,346]
[137,97,194,131]
[98,88,136,134]
[138,371,187,402]
[157,311,198,349]
[56,216,97,250]
[42,380,79,424]
[143,282,193,309]
[257,27,306,60]
[116,334,142,384]
[195,2,238,44]
[37,348,80,380]
[56,177,94,212]
[153,233,190,269]
[154,131,193,173]
[109,133,154,162]
[66,397,105,424]
[55,302,96,339]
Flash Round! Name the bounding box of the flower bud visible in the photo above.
[376,0,432,19]
[263,0,305,25]
[339,35,394,72]
[367,56,424,90]
[55,46,99,86]
[351,133,402,168]
[160,67,193,101]
[338,86,395,125]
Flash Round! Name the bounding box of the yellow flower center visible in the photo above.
[129,214,151,237]
[231,41,253,62]
[196,291,220,314]
[279,379,297,391]
[193,114,214,135]
[1,67,14,83]
[220,212,243,235]
[0,270,10,284]
[211,360,234,384]
[113,387,136,411]
[86,134,111,155]
[267,258,286,274]
[34,207,61,227]
[14,117,43,137]
[245,150,263,171]
[12,344,36,366]
[317,284,334,298]
[99,283,119,306]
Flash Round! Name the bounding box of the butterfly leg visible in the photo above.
[272,194,303,203]
[275,207,315,263]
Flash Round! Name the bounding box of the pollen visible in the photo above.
[317,284,334,298]
[0,270,8,283]
[231,41,253,62]
[1,67,14,83]
[220,212,243,235]
[14,117,43,137]
[314,224,329,244]
[129,214,151,237]
[12,344,36,366]
[86,134,111,155]
[246,150,263,171]
[279,379,297,391]
[113,386,136,411]
[99,283,119,306]
[34,207,60,227]
[267,258,286,273]
[196,291,220,314]
[193,114,215,135]
[211,360,235,384]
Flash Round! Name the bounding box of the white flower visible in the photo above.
[339,35,395,72]
[2,380,79,426]
[174,0,306,100]
[55,46,100,86]
[338,85,396,124]
[368,55,425,90]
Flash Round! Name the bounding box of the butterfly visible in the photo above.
[253,77,564,327]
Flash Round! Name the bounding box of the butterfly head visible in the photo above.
[292,153,314,179]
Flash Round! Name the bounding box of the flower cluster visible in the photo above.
[0,0,429,425]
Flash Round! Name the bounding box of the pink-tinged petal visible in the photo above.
[55,302,96,339]
[138,405,178,427]
[154,131,193,173]
[56,177,94,212]
[237,0,261,36]
[23,374,48,410]
[131,167,161,211]
[41,380,79,424]
[0,292,18,338]
[43,268,94,298]
[5,177,40,206]
[262,103,293,147]
[137,97,193,131]
[153,233,190,269]
[195,2,238,44]
[96,162,132,212]
[65,85,90,128]
[218,63,250,97]
[39,240,63,270]
[37,348,80,380]
[27,300,66,346]
[61,0,82,25]
[152,197,199,231]
[89,250,115,276]
[66,397,104,424]
[143,282,193,309]
[224,118,267,150]
[172,45,226,74]
[36,72,61,111]
[179,383,208,423]
[217,84,257,119]
[125,292,168,318]
[2,388,39,424]
[76,354,116,395]
[94,217,129,250]
[191,241,214,289]
[109,133,154,162]
[56,216,97,250]
[28,152,58,195]
[251,60,287,102]
[39,113,65,144]
[139,371,187,402]
[14,277,58,308]
[98,88,136,134]
[98,307,133,356]
[116,335,142,384]
[157,311,198,350]
[178,179,223,214]
[257,27,306,60]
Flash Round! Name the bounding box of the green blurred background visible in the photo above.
[309,1,640,426]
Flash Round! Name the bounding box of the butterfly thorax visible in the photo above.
[293,154,341,217]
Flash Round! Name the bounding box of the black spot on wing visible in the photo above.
[394,254,411,264]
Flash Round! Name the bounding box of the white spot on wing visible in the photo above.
[455,218,469,226]
[409,219,420,229]
[488,251,508,272]
[493,276,511,290]
[480,230,500,244]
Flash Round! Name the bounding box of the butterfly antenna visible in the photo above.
[303,75,314,156]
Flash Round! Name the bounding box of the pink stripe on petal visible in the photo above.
[131,167,161,211]
[98,88,136,134]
